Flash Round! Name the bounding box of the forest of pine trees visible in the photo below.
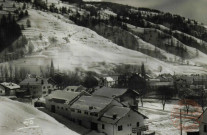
[0,14,21,52]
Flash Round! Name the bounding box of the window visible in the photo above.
[94,113,98,117]
[102,124,105,129]
[43,91,47,94]
[57,106,59,109]
[118,125,123,131]
[48,86,50,88]
[71,109,75,112]
[204,125,207,132]
[65,108,68,111]
[43,86,45,89]
[137,122,139,127]
[77,110,81,113]
[61,107,64,110]
[84,111,88,115]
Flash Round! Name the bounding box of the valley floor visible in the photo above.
[139,99,203,135]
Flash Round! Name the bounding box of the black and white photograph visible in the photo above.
[0,0,207,135]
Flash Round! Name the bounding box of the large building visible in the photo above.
[19,77,57,98]
[45,90,87,118]
[45,90,148,135]
[70,95,148,135]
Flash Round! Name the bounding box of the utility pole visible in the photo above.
[180,109,182,135]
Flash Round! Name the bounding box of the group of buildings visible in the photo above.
[45,86,149,135]
[0,73,207,135]
[0,75,57,98]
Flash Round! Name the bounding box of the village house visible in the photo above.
[69,95,148,135]
[63,85,86,92]
[198,109,207,135]
[92,86,139,110]
[19,77,57,98]
[99,75,120,87]
[156,74,173,82]
[0,82,20,96]
[100,76,116,87]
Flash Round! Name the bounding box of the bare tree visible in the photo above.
[179,88,194,114]
[157,86,175,110]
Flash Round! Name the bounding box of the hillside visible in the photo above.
[0,0,207,76]
[0,97,79,135]
[102,0,207,25]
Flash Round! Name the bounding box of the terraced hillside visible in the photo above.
[0,0,207,76]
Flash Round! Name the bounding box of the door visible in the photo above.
[51,105,56,113]
[91,122,98,130]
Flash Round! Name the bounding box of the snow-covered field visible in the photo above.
[0,97,79,135]
[139,99,203,135]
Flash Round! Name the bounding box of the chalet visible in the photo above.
[69,95,148,135]
[0,82,20,96]
[19,77,57,98]
[100,77,116,87]
[92,86,139,110]
[198,109,207,135]
[63,85,86,92]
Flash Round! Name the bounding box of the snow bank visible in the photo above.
[0,97,79,135]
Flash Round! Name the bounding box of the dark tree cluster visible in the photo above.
[0,14,21,52]
[81,2,207,55]
[33,0,47,10]
[14,0,31,2]
[61,0,82,4]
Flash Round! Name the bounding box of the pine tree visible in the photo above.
[26,19,31,27]
[50,59,54,77]
[141,62,146,79]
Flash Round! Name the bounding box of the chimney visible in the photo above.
[113,113,117,120]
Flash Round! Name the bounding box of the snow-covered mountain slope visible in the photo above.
[8,7,207,75]
[12,8,207,75]
[0,97,79,135]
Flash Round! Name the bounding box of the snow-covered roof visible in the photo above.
[103,77,114,82]
[149,81,173,86]
[92,87,133,98]
[70,96,113,113]
[64,85,86,92]
[0,82,20,90]
[46,90,81,103]
[100,106,130,124]
[100,106,148,124]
